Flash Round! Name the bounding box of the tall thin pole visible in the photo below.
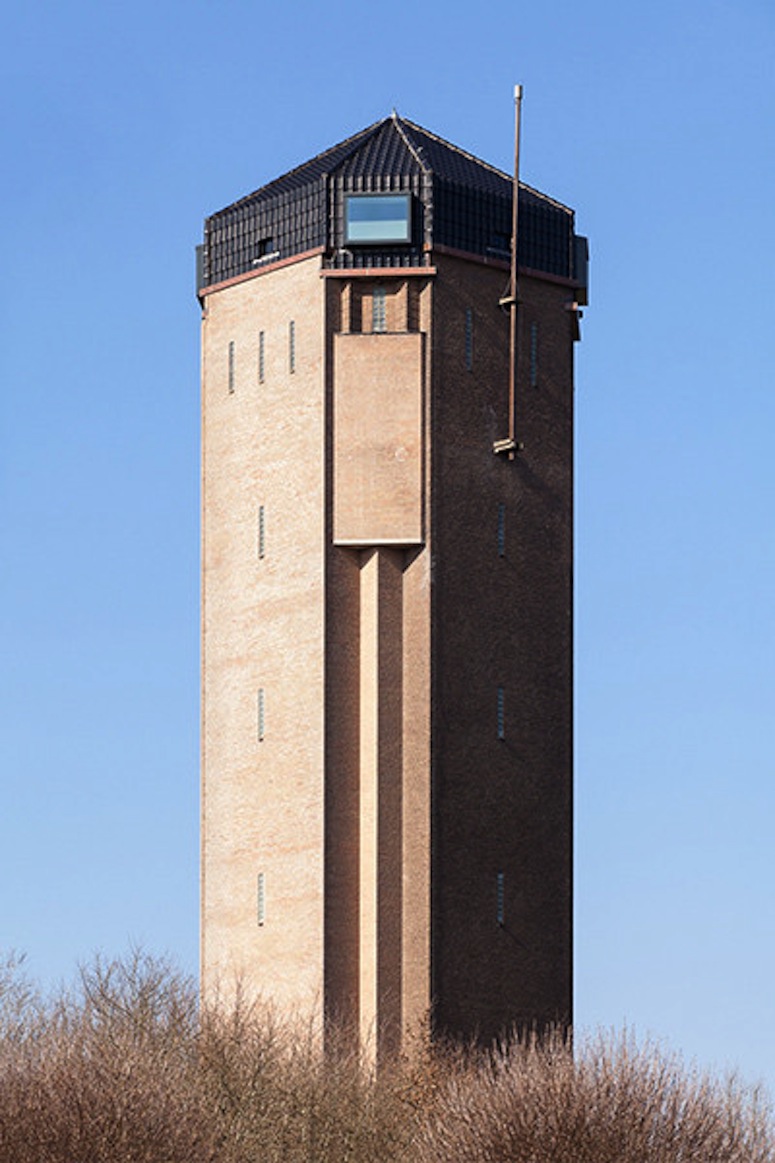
[494,84,524,458]
[508,84,522,455]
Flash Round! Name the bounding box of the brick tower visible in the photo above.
[198,112,587,1056]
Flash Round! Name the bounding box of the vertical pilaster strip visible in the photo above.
[359,548,380,1052]
[376,548,403,1057]
[358,548,404,1060]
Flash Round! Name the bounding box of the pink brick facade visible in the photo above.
[201,245,577,1053]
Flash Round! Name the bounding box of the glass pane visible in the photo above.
[345,194,411,244]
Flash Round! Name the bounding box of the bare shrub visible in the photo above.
[197,997,416,1162]
[0,949,216,1163]
[0,951,417,1163]
[0,951,46,1048]
[416,1028,775,1163]
[0,953,771,1163]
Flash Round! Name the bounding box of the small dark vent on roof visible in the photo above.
[200,114,578,289]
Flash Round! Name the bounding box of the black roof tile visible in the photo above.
[338,118,424,181]
[201,114,580,289]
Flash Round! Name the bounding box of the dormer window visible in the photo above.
[252,238,280,267]
[345,194,411,245]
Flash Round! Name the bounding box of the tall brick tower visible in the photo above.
[198,111,587,1055]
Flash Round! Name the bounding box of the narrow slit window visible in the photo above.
[257,688,265,742]
[228,340,235,393]
[372,286,387,333]
[258,505,265,560]
[465,308,473,370]
[497,503,506,558]
[529,322,538,388]
[258,330,265,383]
[257,872,266,926]
[289,320,296,373]
[496,872,505,926]
[497,686,505,741]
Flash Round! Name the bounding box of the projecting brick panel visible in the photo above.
[200,255,326,1017]
[323,276,434,1046]
[333,331,425,546]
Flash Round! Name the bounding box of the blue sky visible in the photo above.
[2,0,774,1093]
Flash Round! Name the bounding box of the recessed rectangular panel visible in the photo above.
[334,332,424,545]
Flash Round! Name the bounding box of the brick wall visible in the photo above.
[201,255,327,1016]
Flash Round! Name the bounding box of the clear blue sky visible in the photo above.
[2,0,774,1093]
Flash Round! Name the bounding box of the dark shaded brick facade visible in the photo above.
[431,257,573,1039]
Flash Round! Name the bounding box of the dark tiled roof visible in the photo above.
[400,119,509,196]
[221,119,384,209]
[399,118,572,212]
[338,117,426,180]
[201,114,580,289]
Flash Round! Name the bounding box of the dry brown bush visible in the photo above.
[197,997,415,1161]
[0,951,771,1163]
[417,1028,774,1163]
[0,951,416,1163]
[0,950,216,1163]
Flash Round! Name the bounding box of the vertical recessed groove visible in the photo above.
[257,872,266,926]
[529,321,538,387]
[258,505,265,560]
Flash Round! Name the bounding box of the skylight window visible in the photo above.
[345,194,411,245]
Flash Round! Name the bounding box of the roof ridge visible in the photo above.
[391,113,432,174]
[397,115,573,214]
[207,113,574,222]
[397,116,511,182]
[516,179,574,214]
[211,116,391,216]
[309,115,389,177]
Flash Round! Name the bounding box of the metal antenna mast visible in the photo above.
[494,84,524,458]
